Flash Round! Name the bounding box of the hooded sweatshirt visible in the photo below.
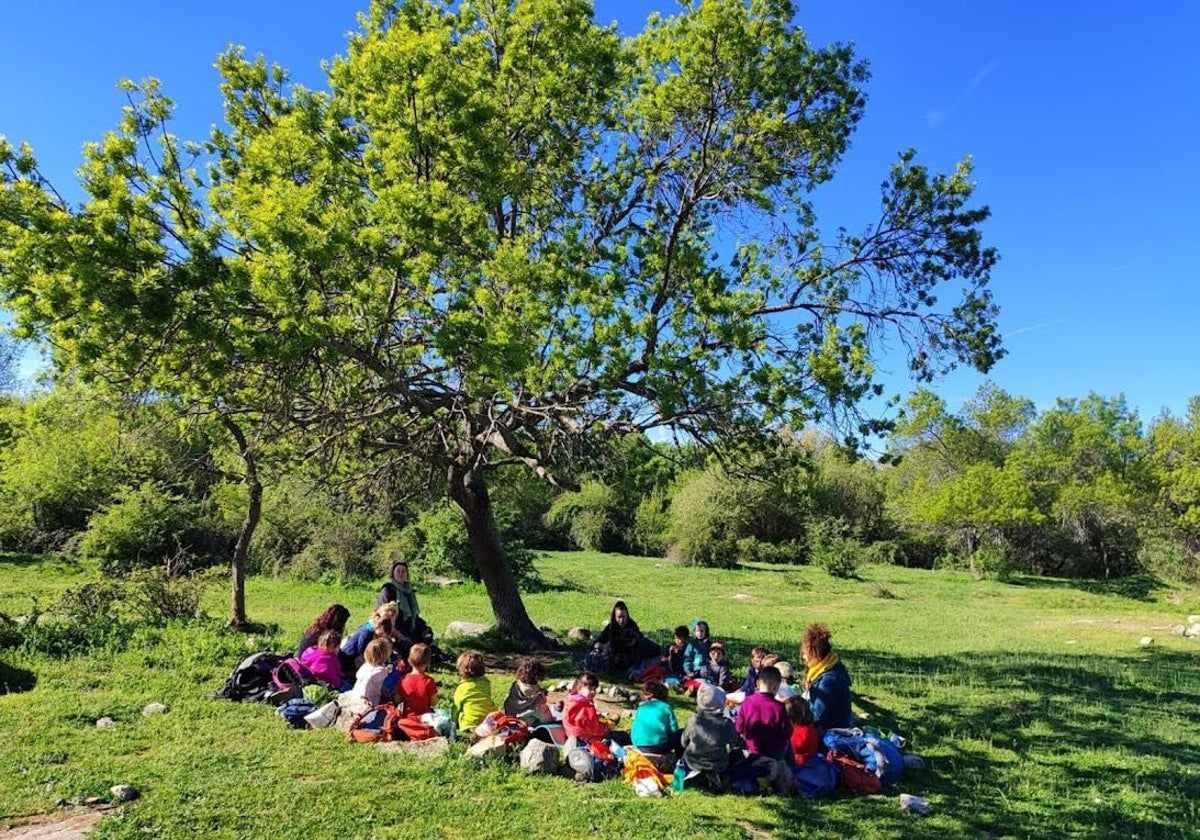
[504,680,552,724]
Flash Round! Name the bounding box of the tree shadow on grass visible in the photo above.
[0,658,37,694]
[666,639,1199,839]
[1005,572,1166,603]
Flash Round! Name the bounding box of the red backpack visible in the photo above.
[829,751,882,795]
[348,704,405,743]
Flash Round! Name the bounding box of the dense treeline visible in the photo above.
[1,382,1197,583]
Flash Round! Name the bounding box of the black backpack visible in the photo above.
[213,652,284,703]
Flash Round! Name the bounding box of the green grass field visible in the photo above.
[2,551,1199,839]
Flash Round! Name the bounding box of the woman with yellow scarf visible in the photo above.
[800,624,853,732]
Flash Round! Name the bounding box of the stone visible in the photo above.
[444,621,492,638]
[95,717,115,728]
[567,627,591,642]
[899,793,932,815]
[141,703,168,716]
[1139,636,1154,646]
[552,680,571,692]
[519,739,559,775]
[1184,625,1200,638]
[1171,625,1186,636]
[376,737,450,759]
[427,576,465,587]
[84,797,104,806]
[1186,615,1200,625]
[110,784,139,802]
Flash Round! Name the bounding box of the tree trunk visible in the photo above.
[221,415,261,630]
[449,468,548,649]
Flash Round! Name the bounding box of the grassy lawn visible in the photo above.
[2,550,1199,839]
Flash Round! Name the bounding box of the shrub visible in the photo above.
[809,522,861,578]
[630,489,671,556]
[971,545,1016,581]
[124,561,218,623]
[397,503,541,589]
[544,480,621,552]
[75,481,230,574]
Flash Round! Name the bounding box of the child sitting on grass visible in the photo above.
[630,680,680,754]
[680,683,738,789]
[399,643,438,717]
[452,651,497,734]
[735,665,792,763]
[562,671,630,745]
[727,646,770,704]
[702,642,732,689]
[299,629,344,690]
[664,625,689,679]
[503,657,553,725]
[683,620,712,679]
[785,695,821,762]
[341,638,393,716]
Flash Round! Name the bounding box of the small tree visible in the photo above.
[1,0,1002,645]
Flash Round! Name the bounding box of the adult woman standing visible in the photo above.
[800,623,853,732]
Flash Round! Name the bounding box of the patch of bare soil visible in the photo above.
[0,807,114,840]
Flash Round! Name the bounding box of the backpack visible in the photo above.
[793,754,840,797]
[395,715,438,742]
[347,703,405,743]
[829,751,882,795]
[823,727,904,785]
[272,657,315,692]
[213,652,284,703]
[277,698,316,729]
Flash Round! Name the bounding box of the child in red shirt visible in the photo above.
[562,671,630,745]
[399,643,438,717]
[785,695,821,762]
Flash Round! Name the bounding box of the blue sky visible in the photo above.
[2,0,1197,423]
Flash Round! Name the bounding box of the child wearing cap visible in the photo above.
[681,683,739,775]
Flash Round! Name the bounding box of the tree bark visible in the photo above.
[449,467,548,649]
[221,414,261,630]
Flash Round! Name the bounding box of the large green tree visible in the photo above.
[1,0,1002,645]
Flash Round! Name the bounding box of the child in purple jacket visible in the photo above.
[735,665,792,762]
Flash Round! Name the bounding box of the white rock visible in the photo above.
[141,703,168,716]
[1171,625,1186,636]
[1186,615,1200,625]
[1139,637,1154,646]
[95,717,116,728]
[444,621,492,638]
[567,627,591,642]
[110,785,139,802]
[899,793,931,815]
[1185,625,1200,638]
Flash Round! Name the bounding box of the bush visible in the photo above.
[808,521,861,578]
[971,545,1016,581]
[544,480,621,552]
[75,481,230,574]
[124,562,218,623]
[397,503,541,589]
[630,489,671,557]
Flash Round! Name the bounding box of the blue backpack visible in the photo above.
[822,728,905,784]
[277,698,316,729]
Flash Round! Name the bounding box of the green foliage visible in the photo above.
[808,521,862,578]
[544,480,621,552]
[75,480,230,574]
[0,0,1005,640]
[398,503,540,589]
